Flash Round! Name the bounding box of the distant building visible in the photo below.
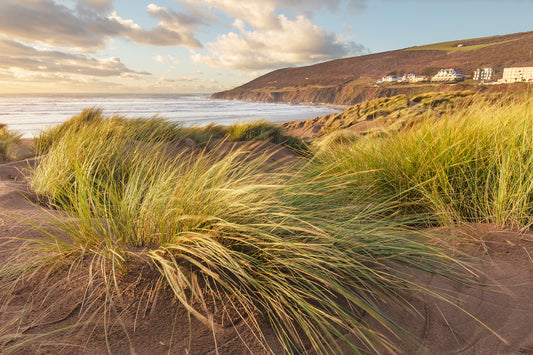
[431,69,465,82]
[501,67,533,83]
[473,68,497,82]
[382,75,401,83]
[401,73,429,83]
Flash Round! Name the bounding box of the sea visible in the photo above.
[0,94,339,138]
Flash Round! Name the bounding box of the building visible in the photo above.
[381,75,401,83]
[401,73,429,83]
[431,69,465,82]
[473,68,497,82]
[501,67,533,83]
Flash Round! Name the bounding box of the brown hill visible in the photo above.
[212,31,533,105]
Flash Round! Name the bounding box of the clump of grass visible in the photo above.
[13,113,473,353]
[0,125,22,161]
[314,93,533,228]
[228,120,309,154]
[180,123,227,143]
[36,108,306,156]
[313,129,360,152]
[228,120,284,141]
[35,108,186,155]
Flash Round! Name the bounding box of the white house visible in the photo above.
[431,69,465,82]
[473,68,497,82]
[401,73,429,83]
[382,75,401,83]
[501,67,533,83]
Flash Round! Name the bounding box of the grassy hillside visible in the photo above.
[212,31,533,105]
[282,90,505,137]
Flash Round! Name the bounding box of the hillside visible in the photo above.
[212,31,533,105]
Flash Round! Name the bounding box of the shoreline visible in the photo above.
[1,94,339,139]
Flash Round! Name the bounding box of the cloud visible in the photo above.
[192,14,364,71]
[0,0,203,49]
[184,0,367,28]
[155,54,180,64]
[108,4,203,47]
[277,0,367,14]
[77,0,113,12]
[186,0,367,71]
[155,55,169,63]
[0,38,147,77]
[184,0,280,30]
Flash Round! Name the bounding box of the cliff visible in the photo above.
[212,31,533,105]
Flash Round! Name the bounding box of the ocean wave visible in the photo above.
[0,94,338,138]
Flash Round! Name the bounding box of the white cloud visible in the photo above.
[0,38,147,77]
[155,55,169,63]
[186,0,366,71]
[184,0,280,30]
[155,54,180,64]
[184,0,367,27]
[0,0,203,49]
[106,4,203,48]
[77,0,113,12]
[192,14,362,71]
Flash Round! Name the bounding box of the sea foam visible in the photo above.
[0,94,338,138]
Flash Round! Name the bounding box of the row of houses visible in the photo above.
[377,69,464,84]
[377,66,533,85]
[431,69,464,82]
[380,73,429,84]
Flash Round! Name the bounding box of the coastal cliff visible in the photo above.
[212,31,533,105]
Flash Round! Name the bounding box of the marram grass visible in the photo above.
[315,93,533,228]
[0,124,22,161]
[35,108,308,156]
[8,111,475,353]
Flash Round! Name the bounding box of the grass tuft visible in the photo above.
[0,124,22,161]
[228,120,309,154]
[6,110,475,353]
[314,93,533,228]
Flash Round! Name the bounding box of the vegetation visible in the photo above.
[314,92,533,228]
[0,108,481,353]
[0,124,22,161]
[284,91,481,137]
[227,119,309,154]
[36,108,307,156]
[406,39,517,52]
[7,91,532,352]
[35,108,185,155]
[420,66,440,77]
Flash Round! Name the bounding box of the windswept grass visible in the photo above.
[3,111,475,353]
[228,119,309,154]
[315,93,533,228]
[0,124,22,161]
[36,108,307,156]
[35,108,185,156]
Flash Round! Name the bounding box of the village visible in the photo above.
[375,66,533,85]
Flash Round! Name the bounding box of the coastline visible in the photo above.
[0,94,338,138]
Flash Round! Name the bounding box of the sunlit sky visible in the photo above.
[1,0,532,94]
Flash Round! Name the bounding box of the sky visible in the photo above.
[0,0,532,94]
